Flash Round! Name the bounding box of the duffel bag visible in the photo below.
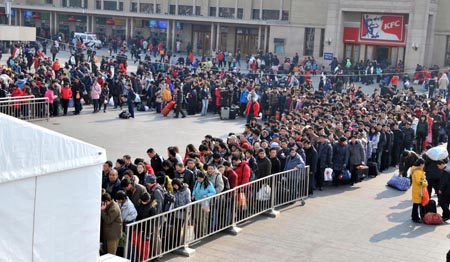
[423,212,443,225]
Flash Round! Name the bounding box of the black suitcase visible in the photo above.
[367,162,379,177]
[220,90,230,107]
[421,199,437,218]
[229,106,237,120]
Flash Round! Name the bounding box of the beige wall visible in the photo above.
[290,0,327,26]
[269,24,304,57]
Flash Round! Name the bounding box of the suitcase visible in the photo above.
[220,90,230,107]
[356,165,368,181]
[220,106,230,120]
[229,106,237,120]
[421,199,437,218]
[367,162,379,177]
[162,101,176,117]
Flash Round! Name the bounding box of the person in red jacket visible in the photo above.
[244,92,260,124]
[60,82,73,115]
[11,85,23,118]
[232,156,251,186]
[222,161,238,189]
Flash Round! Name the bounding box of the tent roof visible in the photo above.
[0,113,106,184]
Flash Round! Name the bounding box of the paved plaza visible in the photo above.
[35,106,450,262]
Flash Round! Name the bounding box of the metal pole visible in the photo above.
[279,0,283,20]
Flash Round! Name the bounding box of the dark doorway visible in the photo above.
[375,46,389,64]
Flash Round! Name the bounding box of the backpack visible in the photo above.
[119,110,131,119]
[136,103,146,111]
[155,187,175,212]
[215,174,230,192]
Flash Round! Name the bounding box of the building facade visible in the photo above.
[0,0,448,71]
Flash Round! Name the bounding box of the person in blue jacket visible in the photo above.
[191,173,216,237]
[239,86,249,116]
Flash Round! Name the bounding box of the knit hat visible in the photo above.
[144,174,157,184]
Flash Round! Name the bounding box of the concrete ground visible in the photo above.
[35,107,450,262]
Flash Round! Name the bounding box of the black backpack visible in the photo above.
[216,174,230,192]
[155,187,175,212]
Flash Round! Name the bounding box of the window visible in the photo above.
[304,28,315,56]
[131,2,137,12]
[103,1,123,11]
[67,0,86,8]
[446,36,450,66]
[209,7,216,17]
[46,0,53,4]
[262,10,279,20]
[274,38,285,55]
[142,4,159,13]
[281,11,289,21]
[319,29,325,57]
[252,9,260,19]
[171,5,200,15]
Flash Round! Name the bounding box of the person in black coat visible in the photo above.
[186,84,198,115]
[255,149,272,179]
[316,135,333,191]
[173,86,186,118]
[303,139,318,195]
[269,147,281,174]
[391,123,404,167]
[71,77,85,114]
[174,163,196,193]
[381,125,393,171]
[376,125,386,171]
[147,148,164,174]
[438,163,450,221]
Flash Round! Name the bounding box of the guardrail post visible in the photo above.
[264,174,280,218]
[175,206,195,257]
[124,224,130,260]
[228,190,242,235]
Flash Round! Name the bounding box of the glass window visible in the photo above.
[237,8,243,19]
[219,7,236,18]
[131,2,137,12]
[304,28,315,56]
[446,36,450,66]
[104,1,123,11]
[68,0,82,8]
[319,29,325,57]
[282,11,289,21]
[262,10,279,20]
[252,9,260,19]
[96,0,101,9]
[209,7,216,16]
[142,4,159,14]
[274,38,285,55]
[177,5,200,16]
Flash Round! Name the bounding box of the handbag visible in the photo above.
[256,185,271,201]
[238,192,248,210]
[342,169,351,180]
[186,225,195,242]
[201,199,210,213]
[324,168,333,182]
[421,186,430,206]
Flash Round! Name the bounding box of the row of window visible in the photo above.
[61,1,289,20]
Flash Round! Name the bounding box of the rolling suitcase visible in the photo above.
[162,101,176,117]
[220,107,230,120]
[367,162,379,177]
[220,90,230,107]
[229,106,237,120]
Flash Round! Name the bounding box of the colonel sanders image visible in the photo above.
[362,15,400,41]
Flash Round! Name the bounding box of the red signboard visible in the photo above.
[360,14,405,43]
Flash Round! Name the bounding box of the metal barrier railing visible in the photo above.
[0,96,50,121]
[124,167,309,261]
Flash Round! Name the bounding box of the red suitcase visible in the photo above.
[162,101,176,117]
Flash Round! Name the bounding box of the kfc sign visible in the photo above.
[360,14,405,42]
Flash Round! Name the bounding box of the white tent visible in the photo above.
[0,113,106,262]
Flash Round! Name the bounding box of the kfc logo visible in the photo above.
[361,14,404,42]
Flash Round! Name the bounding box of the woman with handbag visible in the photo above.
[411,158,428,223]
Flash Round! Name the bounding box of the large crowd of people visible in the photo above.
[2,36,450,259]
